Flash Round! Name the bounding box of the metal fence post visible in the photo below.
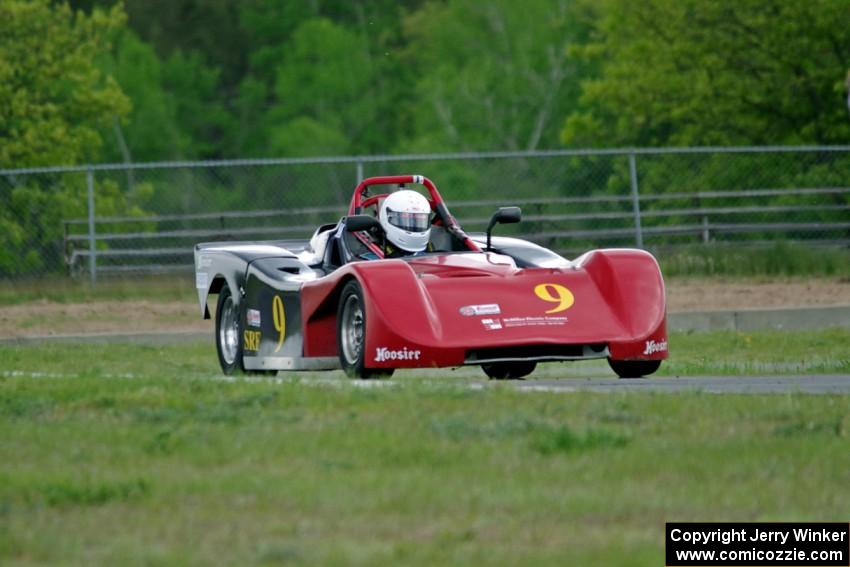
[86,167,97,286]
[356,160,364,182]
[628,153,644,248]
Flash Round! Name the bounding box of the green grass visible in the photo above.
[0,274,195,306]
[658,328,850,375]
[1,371,848,566]
[2,328,848,378]
[1,331,848,565]
[657,242,850,278]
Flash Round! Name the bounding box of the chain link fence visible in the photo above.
[1,146,849,285]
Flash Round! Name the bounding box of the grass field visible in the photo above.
[2,328,848,377]
[1,330,849,565]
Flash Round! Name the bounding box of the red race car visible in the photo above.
[194,175,667,379]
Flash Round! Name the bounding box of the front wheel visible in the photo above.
[337,280,393,379]
[215,284,277,376]
[608,359,661,379]
[481,361,537,380]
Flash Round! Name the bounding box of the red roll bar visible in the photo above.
[347,175,480,253]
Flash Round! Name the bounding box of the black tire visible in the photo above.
[214,284,277,376]
[336,280,393,379]
[481,361,537,380]
[608,359,661,379]
[215,284,243,375]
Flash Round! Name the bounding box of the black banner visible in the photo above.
[666,523,849,566]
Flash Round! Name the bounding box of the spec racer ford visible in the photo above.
[194,175,668,379]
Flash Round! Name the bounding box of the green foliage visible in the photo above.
[404,0,587,152]
[0,1,145,275]
[268,18,376,156]
[563,0,850,147]
[5,0,850,279]
[0,0,130,167]
[97,30,188,162]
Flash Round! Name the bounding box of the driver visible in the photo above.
[378,189,432,257]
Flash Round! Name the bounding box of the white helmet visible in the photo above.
[379,189,431,253]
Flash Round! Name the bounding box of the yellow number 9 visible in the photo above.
[534,283,574,314]
[272,295,286,352]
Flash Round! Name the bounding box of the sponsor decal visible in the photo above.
[502,316,569,328]
[247,309,261,328]
[197,256,212,268]
[534,283,575,313]
[459,303,501,316]
[643,339,668,355]
[272,295,286,352]
[374,346,422,362]
[481,318,503,331]
[243,330,261,351]
[195,272,208,290]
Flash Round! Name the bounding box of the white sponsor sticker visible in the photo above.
[374,347,422,362]
[501,316,568,328]
[643,339,668,355]
[459,304,501,316]
[195,272,208,290]
[247,309,261,328]
[481,318,503,331]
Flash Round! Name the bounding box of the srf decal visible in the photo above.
[534,283,574,314]
[244,330,261,351]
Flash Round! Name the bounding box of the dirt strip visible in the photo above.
[1,279,849,339]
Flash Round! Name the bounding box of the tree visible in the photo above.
[237,2,423,158]
[0,1,135,275]
[0,0,130,167]
[403,0,585,153]
[562,0,850,147]
[96,30,188,163]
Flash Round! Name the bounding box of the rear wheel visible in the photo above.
[608,359,661,379]
[215,284,276,376]
[481,361,537,380]
[337,280,393,379]
[215,285,242,375]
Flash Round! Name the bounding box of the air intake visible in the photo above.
[465,343,608,364]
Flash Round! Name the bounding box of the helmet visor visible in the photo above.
[386,208,430,232]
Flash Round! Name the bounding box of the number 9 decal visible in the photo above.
[534,283,574,313]
[272,295,286,352]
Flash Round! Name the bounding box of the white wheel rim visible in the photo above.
[340,294,364,365]
[219,295,239,364]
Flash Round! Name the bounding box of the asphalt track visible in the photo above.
[513,375,850,394]
[293,373,850,395]
[1,366,847,394]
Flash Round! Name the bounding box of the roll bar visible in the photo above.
[347,175,480,253]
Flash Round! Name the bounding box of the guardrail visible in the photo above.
[63,186,850,277]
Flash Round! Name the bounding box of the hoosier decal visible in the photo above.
[374,347,422,362]
[643,339,667,355]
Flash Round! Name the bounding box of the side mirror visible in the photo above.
[486,206,521,251]
[345,214,381,233]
